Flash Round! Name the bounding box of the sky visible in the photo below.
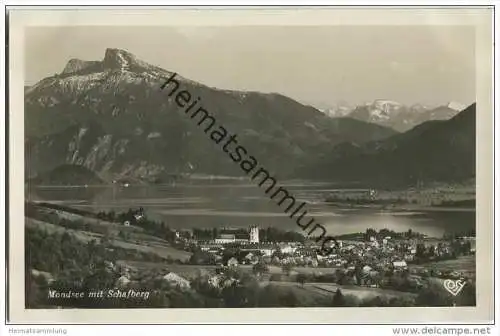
[25,26,476,107]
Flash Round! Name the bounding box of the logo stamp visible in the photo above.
[443,279,466,296]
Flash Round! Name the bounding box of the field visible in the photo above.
[410,256,476,276]
[116,260,217,278]
[116,260,418,302]
[325,182,475,211]
[305,282,417,299]
[113,260,416,303]
[261,282,329,306]
[25,216,192,262]
[111,239,191,261]
[115,260,342,279]
[26,218,102,243]
[264,281,417,301]
[263,265,342,275]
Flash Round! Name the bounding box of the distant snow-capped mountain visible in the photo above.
[308,101,354,118]
[447,101,467,112]
[345,100,464,132]
[320,105,353,118]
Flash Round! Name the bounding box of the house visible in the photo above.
[122,207,145,226]
[259,244,276,257]
[208,274,223,288]
[208,274,239,289]
[404,254,415,262]
[199,243,223,252]
[31,269,54,284]
[215,234,236,244]
[226,257,239,267]
[279,244,295,255]
[162,272,191,289]
[115,275,131,288]
[243,252,259,265]
[393,260,408,269]
[362,265,372,274]
[317,254,327,261]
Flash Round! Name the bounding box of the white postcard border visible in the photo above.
[7,6,495,324]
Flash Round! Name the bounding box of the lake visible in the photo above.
[28,179,475,238]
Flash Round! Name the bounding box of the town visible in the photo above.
[25,203,476,308]
[179,221,476,287]
[111,206,476,294]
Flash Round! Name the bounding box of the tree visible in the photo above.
[463,241,472,255]
[331,288,346,307]
[428,245,436,257]
[252,262,269,276]
[189,249,216,265]
[415,283,454,307]
[281,263,293,276]
[334,269,344,283]
[416,243,426,259]
[354,263,363,285]
[100,231,113,246]
[221,282,250,308]
[296,273,307,286]
[365,228,377,241]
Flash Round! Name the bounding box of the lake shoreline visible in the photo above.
[325,202,476,213]
[28,180,476,238]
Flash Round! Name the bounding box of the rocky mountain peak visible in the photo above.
[61,58,100,75]
[58,48,159,78]
[102,48,150,72]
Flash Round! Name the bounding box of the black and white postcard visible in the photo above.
[6,6,495,324]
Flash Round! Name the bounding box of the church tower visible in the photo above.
[249,226,259,243]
